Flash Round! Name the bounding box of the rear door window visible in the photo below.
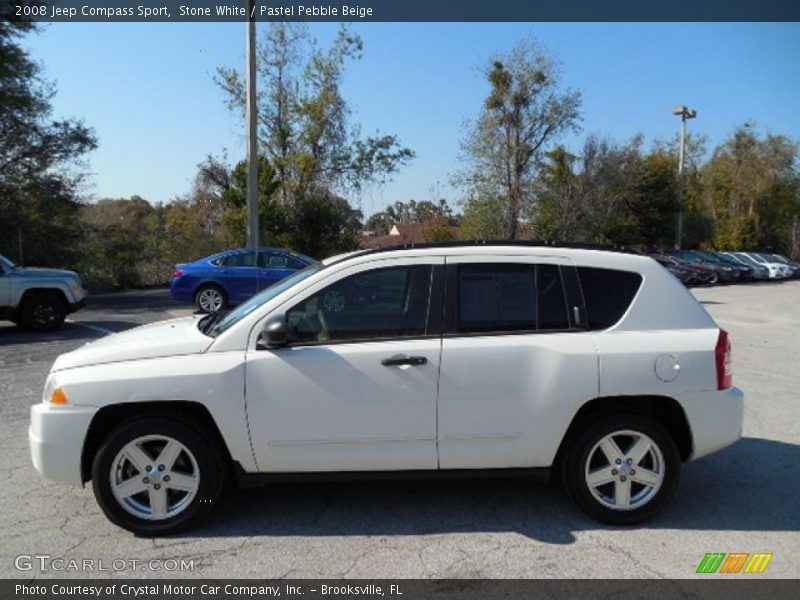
[456,263,570,334]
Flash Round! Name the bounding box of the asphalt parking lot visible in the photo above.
[0,283,798,579]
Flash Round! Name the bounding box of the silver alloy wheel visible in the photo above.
[197,288,224,312]
[584,429,665,511]
[322,290,346,312]
[110,435,200,521]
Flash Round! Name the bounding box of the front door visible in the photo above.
[256,251,294,292]
[245,257,444,472]
[220,250,260,304]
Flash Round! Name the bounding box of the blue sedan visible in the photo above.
[170,248,316,312]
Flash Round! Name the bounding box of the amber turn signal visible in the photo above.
[50,387,69,405]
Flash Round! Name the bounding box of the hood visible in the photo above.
[52,316,213,371]
[16,267,79,279]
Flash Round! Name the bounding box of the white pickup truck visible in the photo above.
[0,253,88,331]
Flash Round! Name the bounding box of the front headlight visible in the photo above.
[42,375,57,404]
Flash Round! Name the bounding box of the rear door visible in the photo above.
[437,255,598,470]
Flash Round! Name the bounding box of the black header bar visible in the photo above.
[6,0,800,22]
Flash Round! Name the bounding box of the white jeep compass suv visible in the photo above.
[29,242,744,535]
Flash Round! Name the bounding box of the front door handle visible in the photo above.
[381,356,427,367]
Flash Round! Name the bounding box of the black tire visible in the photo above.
[194,285,227,313]
[19,292,67,331]
[91,416,225,536]
[708,272,720,285]
[562,413,680,525]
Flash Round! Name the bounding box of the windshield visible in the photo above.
[0,254,17,270]
[736,254,760,266]
[205,263,324,337]
[697,251,722,264]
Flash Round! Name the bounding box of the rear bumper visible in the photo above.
[29,402,97,485]
[680,387,744,461]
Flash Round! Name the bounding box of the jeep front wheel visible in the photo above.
[91,417,225,536]
[19,293,67,331]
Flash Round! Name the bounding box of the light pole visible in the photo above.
[673,105,697,249]
[245,0,259,250]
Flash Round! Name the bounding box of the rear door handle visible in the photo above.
[381,356,427,367]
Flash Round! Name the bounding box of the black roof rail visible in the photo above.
[332,239,639,265]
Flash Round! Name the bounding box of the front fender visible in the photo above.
[45,352,255,472]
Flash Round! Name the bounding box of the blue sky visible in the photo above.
[26,22,800,217]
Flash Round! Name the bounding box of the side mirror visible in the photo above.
[257,314,288,350]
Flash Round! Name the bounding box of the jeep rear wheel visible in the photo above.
[19,293,67,331]
[563,414,680,524]
[91,417,225,536]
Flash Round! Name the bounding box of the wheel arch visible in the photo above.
[193,281,226,296]
[81,400,232,483]
[554,395,693,470]
[20,287,69,306]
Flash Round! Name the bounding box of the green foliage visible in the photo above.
[456,38,582,239]
[215,23,413,200]
[459,196,504,240]
[365,199,456,235]
[695,124,799,253]
[0,18,96,266]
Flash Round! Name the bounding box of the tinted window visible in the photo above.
[457,263,569,334]
[537,264,570,330]
[258,253,288,268]
[286,265,432,344]
[287,256,309,269]
[222,252,256,267]
[577,267,642,330]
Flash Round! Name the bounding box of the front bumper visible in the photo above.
[680,387,744,461]
[68,298,87,313]
[29,402,97,485]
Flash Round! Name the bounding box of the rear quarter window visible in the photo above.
[577,267,642,330]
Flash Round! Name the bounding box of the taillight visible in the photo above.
[173,269,183,278]
[715,329,732,390]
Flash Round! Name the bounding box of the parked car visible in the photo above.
[767,254,800,278]
[694,251,754,282]
[718,252,770,280]
[650,255,697,285]
[709,252,757,281]
[654,254,717,285]
[170,248,316,312]
[0,253,87,331]
[30,242,744,535]
[665,250,740,283]
[733,252,790,280]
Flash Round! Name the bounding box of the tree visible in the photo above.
[80,197,157,288]
[215,24,413,202]
[194,154,361,259]
[696,124,800,253]
[456,38,581,239]
[459,195,504,240]
[365,198,456,235]
[0,17,96,265]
